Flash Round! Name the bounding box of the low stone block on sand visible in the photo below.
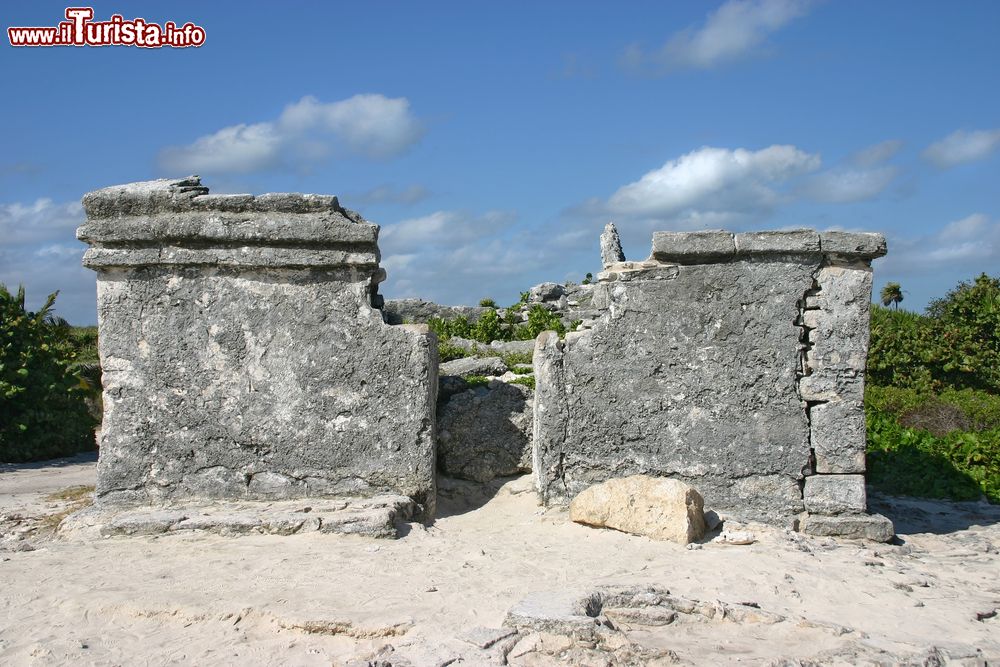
[568,475,706,544]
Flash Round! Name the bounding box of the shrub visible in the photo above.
[438,340,471,362]
[865,385,1000,433]
[509,376,535,389]
[470,309,505,344]
[478,298,498,308]
[866,409,999,502]
[427,315,472,341]
[501,351,533,367]
[464,375,490,388]
[868,274,1000,394]
[0,285,96,462]
[514,305,566,341]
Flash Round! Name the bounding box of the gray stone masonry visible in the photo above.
[534,228,894,538]
[78,177,438,519]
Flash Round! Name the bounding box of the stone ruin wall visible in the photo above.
[77,177,890,539]
[533,228,892,537]
[77,177,438,517]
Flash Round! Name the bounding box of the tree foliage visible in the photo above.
[867,272,1000,503]
[868,273,1000,394]
[0,284,96,462]
[880,281,904,310]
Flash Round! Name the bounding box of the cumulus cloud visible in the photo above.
[605,145,820,222]
[922,129,1000,168]
[158,94,424,175]
[377,208,560,305]
[879,213,1000,275]
[801,165,897,203]
[380,210,516,254]
[0,198,94,324]
[623,0,813,73]
[852,139,904,167]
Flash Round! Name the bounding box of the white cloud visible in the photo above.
[922,128,1000,168]
[606,145,820,221]
[0,198,94,324]
[376,209,572,306]
[878,213,1000,275]
[158,94,424,175]
[623,0,812,73]
[0,198,84,245]
[852,139,903,166]
[801,165,897,203]
[380,210,515,253]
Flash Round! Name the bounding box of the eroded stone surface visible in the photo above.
[803,475,867,515]
[439,356,508,377]
[438,383,533,482]
[569,476,706,544]
[534,255,819,524]
[600,222,626,267]
[78,177,438,518]
[800,512,895,542]
[534,229,889,533]
[60,495,416,539]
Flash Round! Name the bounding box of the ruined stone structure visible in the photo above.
[76,175,891,541]
[77,177,438,519]
[533,229,892,539]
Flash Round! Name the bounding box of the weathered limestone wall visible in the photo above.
[533,229,889,535]
[78,177,438,517]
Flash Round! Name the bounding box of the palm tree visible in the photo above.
[881,282,904,310]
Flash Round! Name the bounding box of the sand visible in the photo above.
[1,455,998,666]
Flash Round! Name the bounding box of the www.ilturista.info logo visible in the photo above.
[8,7,205,48]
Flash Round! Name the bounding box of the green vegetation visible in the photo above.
[866,273,1000,502]
[464,375,490,388]
[880,281,904,310]
[428,303,567,347]
[478,297,498,308]
[509,375,535,389]
[1,285,97,462]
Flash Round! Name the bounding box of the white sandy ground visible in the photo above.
[1,455,999,666]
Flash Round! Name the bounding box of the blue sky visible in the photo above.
[1,0,998,324]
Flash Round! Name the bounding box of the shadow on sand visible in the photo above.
[0,450,98,474]
[869,491,1000,535]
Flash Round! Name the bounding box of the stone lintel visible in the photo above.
[735,229,820,254]
[648,229,887,264]
[819,231,888,259]
[650,230,735,263]
[82,176,356,219]
[77,176,379,271]
[81,247,381,271]
[77,211,378,248]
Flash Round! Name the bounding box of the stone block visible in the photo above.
[735,230,820,254]
[810,400,866,473]
[800,512,894,542]
[650,230,735,263]
[569,475,707,544]
[439,356,508,377]
[820,231,888,259]
[803,475,867,514]
[438,383,533,482]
